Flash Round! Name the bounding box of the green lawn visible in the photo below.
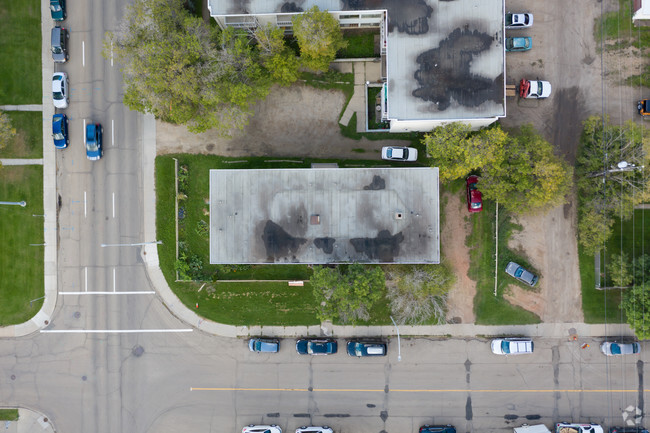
[0,0,41,104]
[339,31,377,58]
[596,0,650,49]
[0,166,44,325]
[467,198,541,325]
[0,409,18,421]
[0,111,43,158]
[581,209,650,323]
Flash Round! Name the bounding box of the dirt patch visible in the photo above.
[502,284,545,318]
[441,191,475,324]
[156,84,411,159]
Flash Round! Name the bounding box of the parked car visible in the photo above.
[491,338,534,355]
[295,427,333,433]
[600,341,640,356]
[52,114,69,149]
[519,79,552,99]
[51,26,69,63]
[420,426,456,433]
[505,261,539,287]
[346,340,387,357]
[610,427,649,433]
[49,0,66,21]
[85,123,103,161]
[242,425,282,433]
[466,176,483,213]
[52,72,69,109]
[505,13,533,29]
[381,146,418,162]
[556,423,604,433]
[248,338,279,353]
[296,338,337,355]
[637,99,650,116]
[505,37,532,52]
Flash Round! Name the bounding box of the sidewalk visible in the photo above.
[1,408,56,433]
[0,159,43,166]
[0,105,43,112]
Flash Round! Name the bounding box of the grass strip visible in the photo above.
[0,111,43,158]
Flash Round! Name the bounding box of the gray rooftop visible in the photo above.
[208,0,505,122]
[209,168,440,264]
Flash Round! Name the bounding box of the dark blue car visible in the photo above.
[346,340,387,357]
[85,123,103,161]
[420,425,456,433]
[50,0,66,21]
[296,339,337,355]
[52,114,69,149]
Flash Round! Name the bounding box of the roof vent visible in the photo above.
[310,214,320,225]
[395,212,403,220]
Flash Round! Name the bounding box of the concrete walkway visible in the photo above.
[0,105,43,111]
[1,408,56,433]
[0,159,43,166]
[334,60,383,133]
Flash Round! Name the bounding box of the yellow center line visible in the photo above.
[190,387,644,393]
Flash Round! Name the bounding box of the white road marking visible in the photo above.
[84,267,88,292]
[113,268,116,292]
[84,191,87,218]
[111,119,114,146]
[59,291,155,295]
[41,328,193,334]
[82,41,85,67]
[112,192,115,218]
[83,118,86,144]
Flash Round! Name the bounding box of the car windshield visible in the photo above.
[50,4,61,11]
[514,268,523,277]
[500,340,511,354]
[52,46,62,54]
[535,82,543,95]
[53,132,65,140]
[610,344,622,355]
[53,91,63,99]
[471,202,481,209]
[87,141,99,151]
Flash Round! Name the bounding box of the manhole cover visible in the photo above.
[132,345,144,357]
[82,376,87,381]
[73,312,81,319]
[10,375,15,380]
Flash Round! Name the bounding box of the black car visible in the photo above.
[296,338,337,355]
[346,340,387,357]
[420,425,456,433]
[610,428,648,433]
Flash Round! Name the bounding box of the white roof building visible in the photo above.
[208,0,506,133]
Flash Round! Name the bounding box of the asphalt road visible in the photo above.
[0,0,644,432]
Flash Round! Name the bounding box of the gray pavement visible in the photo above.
[2,408,56,433]
[0,105,43,111]
[0,159,43,166]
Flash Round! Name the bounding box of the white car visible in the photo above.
[519,79,552,99]
[296,427,333,433]
[491,338,534,355]
[381,146,418,162]
[242,425,282,433]
[556,423,604,433]
[505,13,533,29]
[52,72,69,109]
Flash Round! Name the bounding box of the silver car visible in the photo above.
[381,146,418,162]
[600,341,640,356]
[295,427,333,433]
[52,72,69,109]
[505,262,538,287]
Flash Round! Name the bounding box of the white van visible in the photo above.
[515,425,552,433]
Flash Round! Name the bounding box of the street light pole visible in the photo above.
[390,315,402,362]
[588,161,644,178]
[101,240,162,247]
[0,201,26,207]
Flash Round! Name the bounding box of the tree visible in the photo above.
[385,264,456,325]
[106,0,271,134]
[0,111,16,150]
[481,124,573,212]
[311,264,385,323]
[253,25,301,86]
[606,252,633,288]
[292,6,347,72]
[423,123,572,212]
[621,283,650,339]
[575,116,649,252]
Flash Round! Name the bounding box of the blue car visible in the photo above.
[248,338,279,353]
[420,426,456,433]
[505,37,532,52]
[346,340,387,357]
[52,114,69,149]
[296,338,337,355]
[50,0,66,21]
[85,123,103,161]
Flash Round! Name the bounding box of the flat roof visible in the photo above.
[209,168,440,264]
[208,0,505,122]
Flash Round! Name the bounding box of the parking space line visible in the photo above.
[112,192,115,218]
[84,191,87,218]
[113,268,116,292]
[83,118,86,144]
[82,40,85,67]
[84,267,87,292]
[111,119,114,146]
